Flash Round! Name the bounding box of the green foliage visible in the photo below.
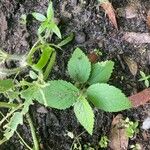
[86,83,131,112]
[37,80,79,109]
[0,1,74,148]
[3,112,23,140]
[88,61,114,85]
[139,71,150,88]
[0,46,132,147]
[68,48,91,83]
[0,79,14,93]
[99,135,109,148]
[124,118,139,138]
[32,1,61,39]
[74,96,94,135]
[130,144,142,150]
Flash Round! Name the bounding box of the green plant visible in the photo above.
[32,1,61,41]
[139,71,150,88]
[124,117,139,138]
[0,1,73,80]
[0,47,132,149]
[0,1,73,149]
[99,135,109,148]
[130,143,142,150]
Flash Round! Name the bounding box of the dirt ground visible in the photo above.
[0,0,150,149]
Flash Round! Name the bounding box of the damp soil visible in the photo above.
[0,0,150,150]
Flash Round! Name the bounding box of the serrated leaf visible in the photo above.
[21,87,35,114]
[47,1,54,21]
[32,12,47,22]
[4,112,23,140]
[88,61,114,85]
[87,83,131,112]
[68,48,91,83]
[39,80,79,109]
[74,96,94,135]
[21,80,79,110]
[0,79,14,93]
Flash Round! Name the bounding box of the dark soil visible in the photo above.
[0,0,150,150]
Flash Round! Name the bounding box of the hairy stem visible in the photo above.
[26,40,40,64]
[16,131,32,150]
[26,113,39,150]
[0,102,18,109]
[0,104,23,126]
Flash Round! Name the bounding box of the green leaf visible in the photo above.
[86,83,131,112]
[68,48,91,83]
[145,80,149,88]
[38,80,79,109]
[48,22,61,39]
[38,22,48,34]
[21,80,79,109]
[4,112,23,140]
[32,12,47,22]
[0,79,14,93]
[21,87,35,114]
[32,45,53,71]
[140,71,146,78]
[57,33,74,47]
[47,1,54,21]
[88,61,114,85]
[74,96,94,135]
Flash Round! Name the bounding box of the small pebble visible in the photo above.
[142,117,150,130]
[75,32,86,44]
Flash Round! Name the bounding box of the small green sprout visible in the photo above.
[32,1,61,40]
[130,143,142,150]
[20,14,27,25]
[139,71,150,88]
[99,135,109,148]
[124,118,139,138]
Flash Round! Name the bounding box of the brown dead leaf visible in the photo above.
[109,114,128,150]
[88,52,99,63]
[123,56,138,76]
[146,10,150,28]
[100,2,118,30]
[123,32,150,43]
[129,88,150,108]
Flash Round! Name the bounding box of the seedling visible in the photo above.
[0,1,73,80]
[130,143,142,150]
[99,135,109,148]
[32,1,61,40]
[139,71,150,88]
[0,1,73,149]
[124,117,139,138]
[0,47,132,149]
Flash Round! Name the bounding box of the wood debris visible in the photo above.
[100,1,118,29]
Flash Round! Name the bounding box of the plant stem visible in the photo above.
[0,104,23,126]
[0,102,18,109]
[26,40,40,64]
[26,113,39,150]
[43,51,56,80]
[16,131,33,150]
